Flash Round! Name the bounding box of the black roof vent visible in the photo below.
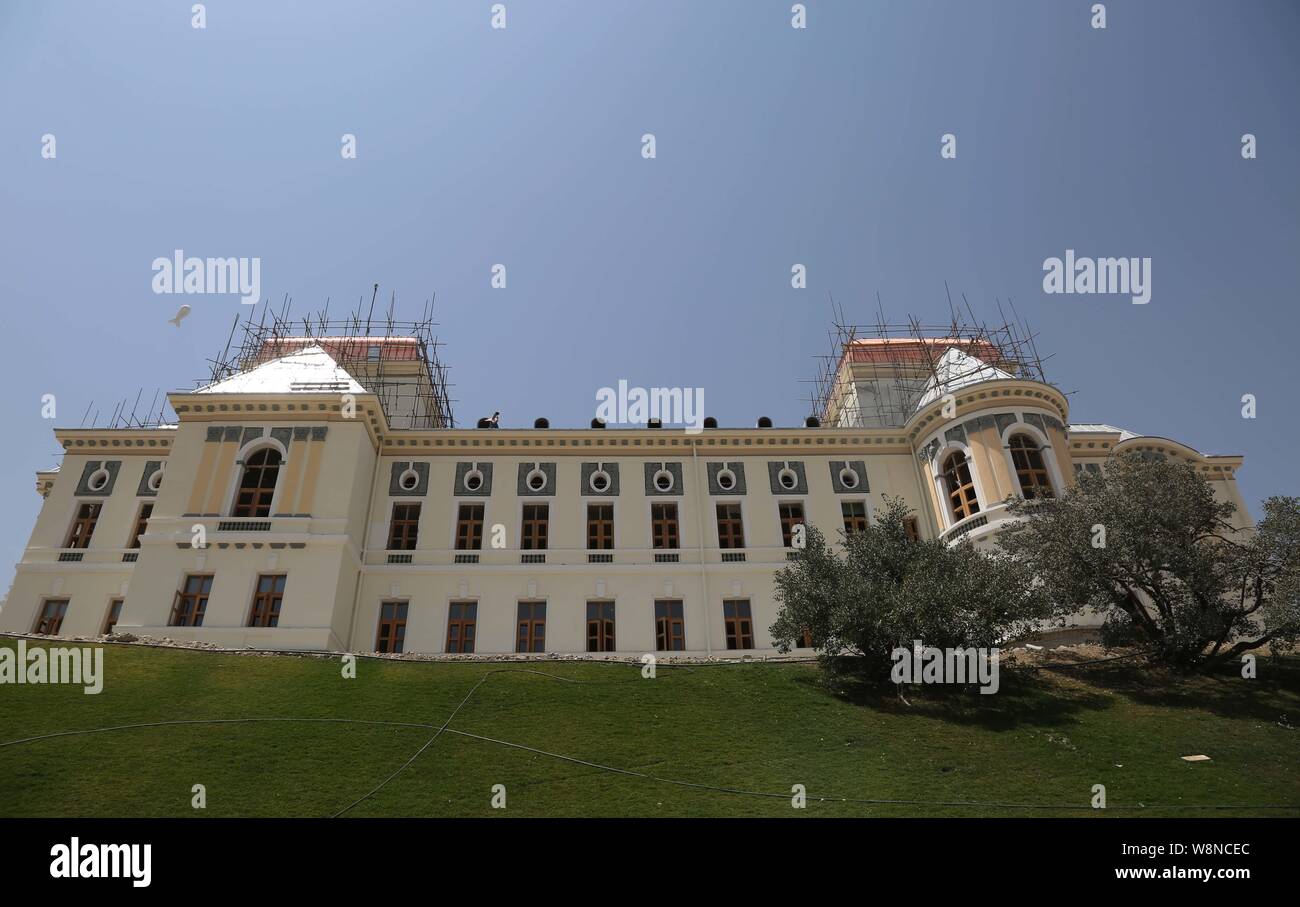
[647,418,662,429]
[534,417,550,429]
[804,415,821,428]
[591,417,606,429]
[756,416,773,428]
[476,418,493,429]
[703,416,718,429]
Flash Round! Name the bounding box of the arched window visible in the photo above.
[1008,434,1054,499]
[233,447,281,517]
[942,451,980,522]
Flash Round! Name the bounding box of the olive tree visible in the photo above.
[998,452,1300,672]
[770,497,1054,685]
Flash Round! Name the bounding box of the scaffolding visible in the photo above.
[76,388,175,431]
[809,288,1056,429]
[203,286,456,429]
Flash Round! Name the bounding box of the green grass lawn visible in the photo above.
[1,638,1297,818]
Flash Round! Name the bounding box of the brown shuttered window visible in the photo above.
[376,600,408,653]
[171,574,213,627]
[654,600,685,651]
[651,502,679,549]
[446,601,477,653]
[716,503,744,549]
[34,599,69,635]
[388,503,421,550]
[723,599,755,650]
[248,574,287,628]
[587,504,614,550]
[455,504,484,551]
[65,502,101,549]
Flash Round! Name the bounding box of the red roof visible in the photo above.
[254,336,423,364]
[843,337,1006,367]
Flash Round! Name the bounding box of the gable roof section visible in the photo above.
[914,346,1015,411]
[195,345,367,396]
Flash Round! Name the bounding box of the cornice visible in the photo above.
[904,378,1070,444]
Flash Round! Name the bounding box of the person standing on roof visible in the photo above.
[489,411,500,428]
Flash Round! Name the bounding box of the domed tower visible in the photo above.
[820,329,1071,549]
[905,345,1071,547]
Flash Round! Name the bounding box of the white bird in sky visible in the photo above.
[169,304,191,327]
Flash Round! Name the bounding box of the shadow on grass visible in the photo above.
[793,662,1114,731]
[1060,654,1300,725]
[794,652,1300,732]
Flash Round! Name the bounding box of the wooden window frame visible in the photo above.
[170,574,213,627]
[654,600,685,651]
[388,502,422,551]
[1008,434,1055,500]
[102,598,124,635]
[903,516,921,542]
[779,502,805,548]
[446,601,478,653]
[516,600,546,653]
[128,502,154,549]
[376,600,408,653]
[454,503,484,551]
[64,501,101,549]
[33,598,69,635]
[586,600,616,652]
[232,447,281,518]
[247,574,287,628]
[651,502,680,550]
[586,503,614,551]
[521,504,549,551]
[723,598,755,650]
[716,503,745,549]
[942,451,980,522]
[841,501,868,534]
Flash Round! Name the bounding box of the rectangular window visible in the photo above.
[586,601,615,652]
[376,600,408,653]
[517,601,546,653]
[446,601,478,653]
[103,598,124,635]
[170,574,213,627]
[129,503,154,549]
[455,504,484,551]
[723,599,755,650]
[65,502,101,549]
[33,599,69,635]
[521,504,549,551]
[842,501,868,534]
[654,600,685,651]
[651,502,679,550]
[904,516,920,543]
[716,503,745,549]
[779,502,805,548]
[796,626,814,649]
[388,503,421,550]
[587,504,614,550]
[248,574,287,628]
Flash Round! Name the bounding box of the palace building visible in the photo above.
[0,325,1251,656]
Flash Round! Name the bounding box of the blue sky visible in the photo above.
[0,0,1297,577]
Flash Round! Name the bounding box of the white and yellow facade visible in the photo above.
[0,338,1253,654]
